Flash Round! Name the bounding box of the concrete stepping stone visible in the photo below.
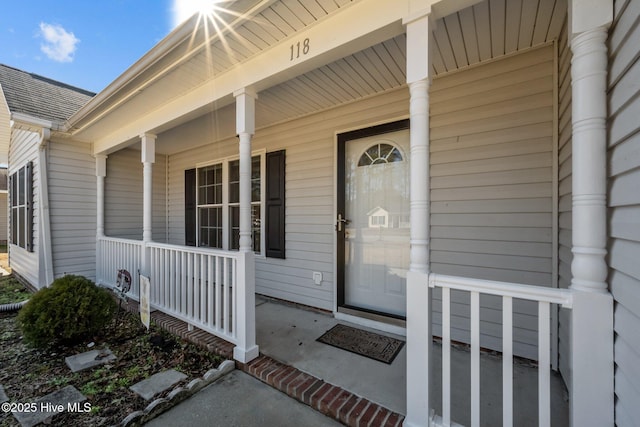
[12,385,86,427]
[130,369,187,401]
[65,348,116,373]
[0,384,8,403]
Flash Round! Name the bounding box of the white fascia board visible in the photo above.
[64,14,202,130]
[10,112,53,131]
[92,0,432,155]
[67,1,277,133]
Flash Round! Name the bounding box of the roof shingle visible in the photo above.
[0,64,95,124]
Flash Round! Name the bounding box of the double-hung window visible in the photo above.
[228,156,261,251]
[192,154,263,253]
[185,150,285,258]
[10,162,33,251]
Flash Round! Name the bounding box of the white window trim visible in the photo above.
[195,149,266,255]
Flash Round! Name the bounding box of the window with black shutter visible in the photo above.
[184,150,284,257]
[9,162,33,251]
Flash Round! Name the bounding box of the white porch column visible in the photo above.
[403,10,432,427]
[95,154,107,284]
[95,154,107,238]
[234,88,257,252]
[141,134,156,244]
[568,1,614,426]
[141,133,156,276]
[233,88,259,363]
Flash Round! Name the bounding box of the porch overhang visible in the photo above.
[66,0,527,156]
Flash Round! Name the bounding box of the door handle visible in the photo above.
[336,213,350,232]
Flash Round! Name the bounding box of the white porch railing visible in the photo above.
[146,242,238,344]
[96,237,144,297]
[428,274,573,427]
[96,237,258,363]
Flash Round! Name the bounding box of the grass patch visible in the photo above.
[0,275,31,304]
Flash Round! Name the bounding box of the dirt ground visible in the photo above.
[0,253,10,274]
[0,308,225,426]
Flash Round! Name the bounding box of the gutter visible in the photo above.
[38,129,54,287]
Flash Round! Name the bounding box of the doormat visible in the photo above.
[316,324,404,364]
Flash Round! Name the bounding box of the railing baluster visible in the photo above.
[191,254,201,319]
[224,258,230,334]
[208,256,214,328]
[216,257,222,330]
[442,287,451,426]
[538,301,551,427]
[200,255,206,323]
[471,291,480,427]
[181,251,186,314]
[503,296,513,427]
[232,257,237,335]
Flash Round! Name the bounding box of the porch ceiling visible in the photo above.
[70,0,566,154]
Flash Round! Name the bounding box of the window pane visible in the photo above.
[10,174,17,207]
[251,181,260,202]
[252,205,261,253]
[206,186,214,205]
[18,207,25,248]
[10,209,16,245]
[18,168,25,205]
[229,160,239,182]
[210,207,221,228]
[251,156,260,179]
[199,208,208,226]
[229,182,239,204]
[229,206,239,250]
[200,227,209,247]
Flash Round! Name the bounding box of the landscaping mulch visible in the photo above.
[0,306,225,426]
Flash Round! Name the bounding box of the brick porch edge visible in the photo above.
[122,300,405,427]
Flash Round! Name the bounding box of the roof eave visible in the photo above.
[63,13,202,133]
[10,112,54,131]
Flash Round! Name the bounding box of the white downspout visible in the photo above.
[38,128,54,287]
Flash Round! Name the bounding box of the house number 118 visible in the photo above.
[290,38,310,61]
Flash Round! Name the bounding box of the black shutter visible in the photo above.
[26,162,33,252]
[265,150,285,259]
[185,168,197,246]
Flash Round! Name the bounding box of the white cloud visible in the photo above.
[39,22,79,63]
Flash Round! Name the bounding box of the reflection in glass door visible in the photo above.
[337,121,410,318]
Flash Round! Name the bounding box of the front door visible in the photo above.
[337,120,410,318]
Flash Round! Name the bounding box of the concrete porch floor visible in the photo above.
[255,296,569,427]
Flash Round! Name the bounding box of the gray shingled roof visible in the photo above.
[0,64,95,124]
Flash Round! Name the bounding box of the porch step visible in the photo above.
[242,355,404,427]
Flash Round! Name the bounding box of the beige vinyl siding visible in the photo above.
[608,1,640,425]
[47,139,96,280]
[556,21,572,387]
[8,128,39,287]
[166,88,409,310]
[429,45,555,360]
[104,148,167,242]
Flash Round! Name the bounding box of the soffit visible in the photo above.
[430,0,567,74]
[70,0,357,142]
[75,0,567,152]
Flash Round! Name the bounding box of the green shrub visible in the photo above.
[17,275,117,348]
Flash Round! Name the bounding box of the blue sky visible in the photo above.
[0,1,200,93]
